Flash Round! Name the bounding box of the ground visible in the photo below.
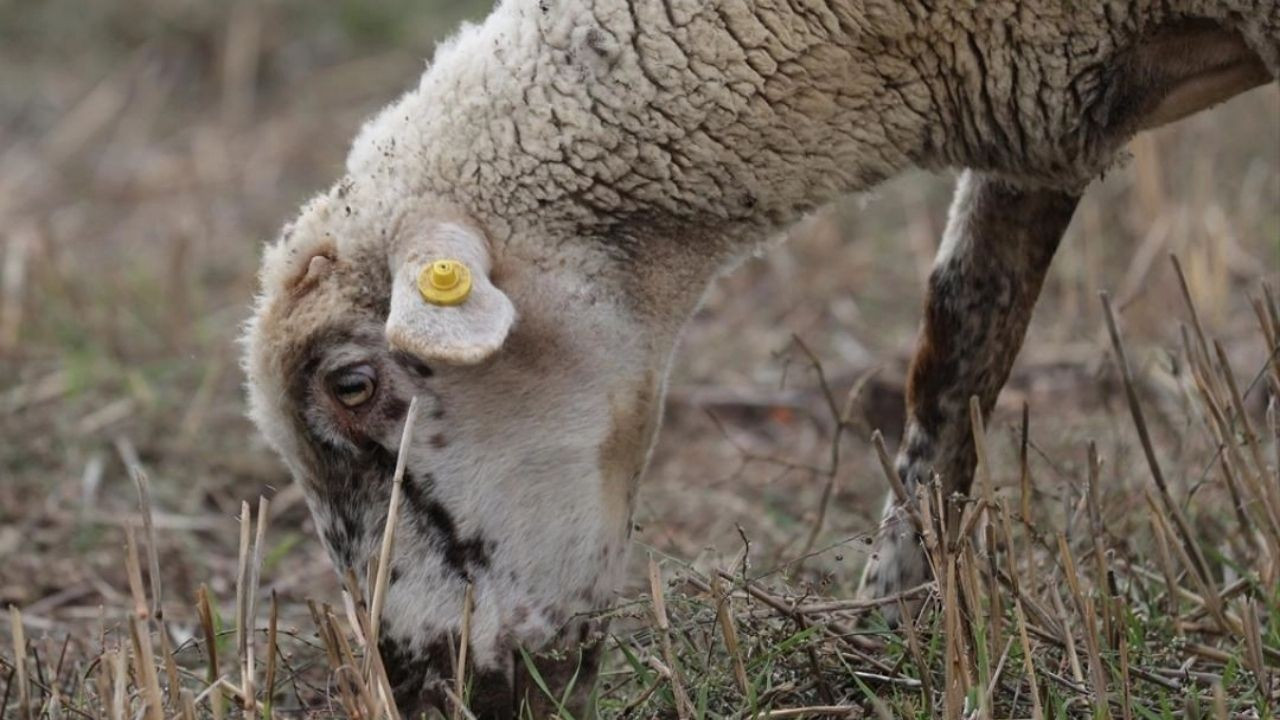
[1,2,1278,718]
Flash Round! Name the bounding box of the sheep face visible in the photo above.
[243,181,667,713]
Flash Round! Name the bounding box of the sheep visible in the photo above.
[242,1,1277,716]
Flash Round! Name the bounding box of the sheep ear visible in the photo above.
[385,222,515,366]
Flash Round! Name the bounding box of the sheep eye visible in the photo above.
[328,364,377,408]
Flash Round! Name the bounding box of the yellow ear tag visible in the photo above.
[417,259,472,306]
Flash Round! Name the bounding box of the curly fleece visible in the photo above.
[347,0,1277,242]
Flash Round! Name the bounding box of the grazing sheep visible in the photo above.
[243,0,1276,716]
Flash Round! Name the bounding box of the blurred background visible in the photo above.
[1,0,1277,682]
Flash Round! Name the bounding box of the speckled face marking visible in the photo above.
[271,321,486,580]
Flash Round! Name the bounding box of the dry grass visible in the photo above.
[1,2,1278,718]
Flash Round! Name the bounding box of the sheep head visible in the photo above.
[242,179,668,716]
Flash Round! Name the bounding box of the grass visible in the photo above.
[1,2,1278,718]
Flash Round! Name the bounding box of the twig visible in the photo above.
[122,454,164,620]
[453,582,474,720]
[709,572,750,695]
[369,396,420,657]
[648,556,693,719]
[9,606,29,720]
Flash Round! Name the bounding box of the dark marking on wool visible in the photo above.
[284,326,354,434]
[585,27,608,55]
[281,324,460,547]
[321,524,349,567]
[379,633,455,718]
[321,505,365,568]
[429,433,449,449]
[381,395,410,424]
[544,606,568,628]
[401,471,492,579]
[283,325,400,450]
[510,605,529,625]
[377,609,607,720]
[279,326,421,573]
[381,631,523,720]
[391,349,434,378]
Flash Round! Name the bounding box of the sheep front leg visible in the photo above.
[856,170,1080,621]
